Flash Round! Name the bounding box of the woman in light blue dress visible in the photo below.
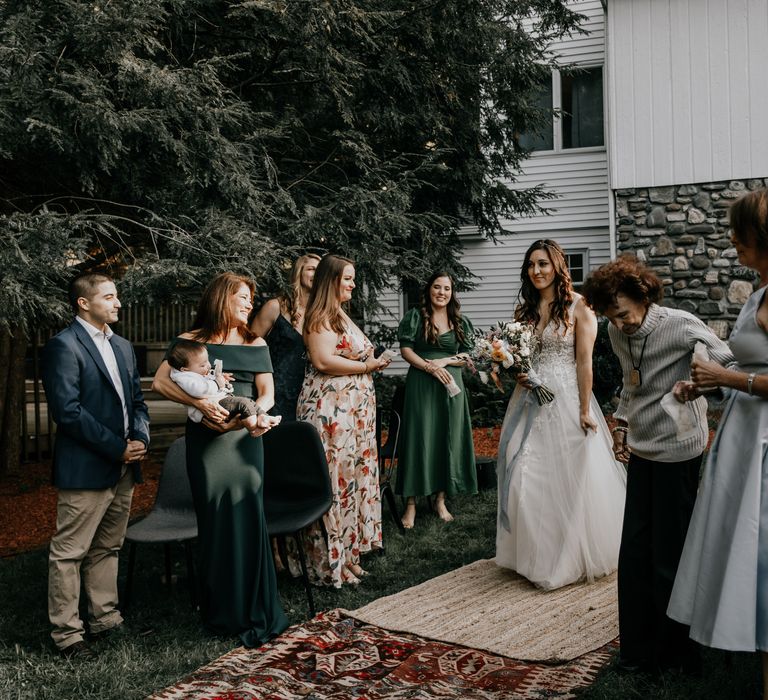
[668,188,768,699]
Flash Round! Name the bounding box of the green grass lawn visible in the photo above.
[0,489,761,699]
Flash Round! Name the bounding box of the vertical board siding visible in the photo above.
[650,0,673,182]
[747,1,768,171]
[708,0,730,177]
[608,0,768,188]
[688,1,713,179]
[727,0,750,174]
[669,0,693,184]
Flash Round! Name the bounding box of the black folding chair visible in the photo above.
[377,384,405,533]
[262,421,333,618]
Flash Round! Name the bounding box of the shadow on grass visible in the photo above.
[0,489,761,699]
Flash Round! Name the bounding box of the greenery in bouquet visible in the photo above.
[472,321,554,406]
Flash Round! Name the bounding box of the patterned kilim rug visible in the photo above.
[149,609,616,699]
[347,559,619,663]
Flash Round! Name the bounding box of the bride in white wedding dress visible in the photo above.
[496,240,627,590]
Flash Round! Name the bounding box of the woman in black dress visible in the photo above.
[251,254,321,421]
[152,272,287,646]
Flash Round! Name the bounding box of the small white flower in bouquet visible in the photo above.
[472,321,555,406]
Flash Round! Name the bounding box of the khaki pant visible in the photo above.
[48,468,134,650]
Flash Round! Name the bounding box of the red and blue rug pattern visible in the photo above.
[150,609,616,699]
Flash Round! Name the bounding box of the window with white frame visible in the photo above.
[565,249,589,290]
[517,66,604,152]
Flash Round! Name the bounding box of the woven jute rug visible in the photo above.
[149,609,616,699]
[346,558,618,663]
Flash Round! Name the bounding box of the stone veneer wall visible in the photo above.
[614,178,768,338]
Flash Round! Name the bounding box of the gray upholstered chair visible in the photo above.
[123,437,198,609]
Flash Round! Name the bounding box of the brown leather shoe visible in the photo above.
[59,641,97,660]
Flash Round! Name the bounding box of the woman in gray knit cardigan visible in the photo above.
[583,257,732,676]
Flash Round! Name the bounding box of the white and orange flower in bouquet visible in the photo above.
[473,321,554,406]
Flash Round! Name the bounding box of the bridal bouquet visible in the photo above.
[473,321,555,406]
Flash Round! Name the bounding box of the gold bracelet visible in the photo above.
[361,360,368,374]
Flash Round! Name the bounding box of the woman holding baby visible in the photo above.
[152,272,288,647]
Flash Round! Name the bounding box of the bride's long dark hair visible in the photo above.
[515,239,573,332]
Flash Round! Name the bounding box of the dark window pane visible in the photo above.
[402,278,421,311]
[565,252,585,288]
[562,67,604,148]
[517,76,554,152]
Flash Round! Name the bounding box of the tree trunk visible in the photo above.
[0,326,29,478]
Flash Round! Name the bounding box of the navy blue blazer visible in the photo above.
[42,320,150,490]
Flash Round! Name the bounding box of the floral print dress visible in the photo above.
[296,325,382,587]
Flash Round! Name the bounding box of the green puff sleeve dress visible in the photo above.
[174,340,289,647]
[394,309,478,498]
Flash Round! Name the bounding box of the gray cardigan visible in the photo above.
[608,304,733,462]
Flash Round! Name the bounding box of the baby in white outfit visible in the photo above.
[168,339,280,434]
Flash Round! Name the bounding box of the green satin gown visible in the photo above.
[172,340,289,647]
[394,309,477,498]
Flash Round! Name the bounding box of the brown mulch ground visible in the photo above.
[0,458,163,559]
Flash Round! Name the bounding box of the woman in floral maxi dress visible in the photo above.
[296,255,391,587]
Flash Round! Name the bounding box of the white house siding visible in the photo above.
[374,225,614,376]
[374,0,613,372]
[454,228,614,330]
[607,0,768,189]
[544,0,606,65]
[482,0,612,322]
[499,149,609,232]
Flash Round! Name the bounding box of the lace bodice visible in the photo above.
[532,299,579,393]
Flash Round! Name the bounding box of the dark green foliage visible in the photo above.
[0,0,585,470]
[1,0,585,324]
[465,370,517,427]
[592,317,623,407]
[373,372,405,418]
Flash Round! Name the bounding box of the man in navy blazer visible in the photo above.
[42,272,150,659]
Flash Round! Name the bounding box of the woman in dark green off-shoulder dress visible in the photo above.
[153,273,288,647]
[396,272,477,529]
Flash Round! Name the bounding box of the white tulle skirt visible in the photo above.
[496,382,627,590]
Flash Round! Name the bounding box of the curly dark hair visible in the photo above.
[582,255,664,314]
[420,272,465,347]
[515,239,573,332]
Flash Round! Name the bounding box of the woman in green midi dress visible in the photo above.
[152,273,288,647]
[396,272,477,528]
